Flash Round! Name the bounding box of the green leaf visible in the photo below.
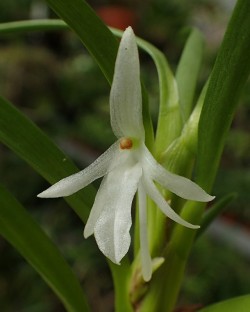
[199,295,250,312]
[0,184,89,312]
[197,0,250,191]
[144,43,181,157]
[176,28,204,122]
[0,95,95,223]
[0,19,154,149]
[126,29,180,156]
[161,82,208,170]
[196,192,237,239]
[45,0,118,83]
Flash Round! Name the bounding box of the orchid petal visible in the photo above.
[138,181,152,281]
[143,174,199,229]
[89,163,142,264]
[142,144,214,202]
[38,140,125,198]
[110,26,144,139]
[83,151,137,238]
[83,174,108,239]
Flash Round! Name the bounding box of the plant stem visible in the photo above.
[139,201,203,312]
[109,259,133,312]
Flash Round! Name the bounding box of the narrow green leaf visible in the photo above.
[176,28,204,122]
[161,82,208,170]
[197,0,250,191]
[0,184,89,312]
[140,38,181,158]
[45,0,118,83]
[196,192,237,239]
[199,295,250,312]
[0,18,166,150]
[142,42,181,157]
[0,95,95,223]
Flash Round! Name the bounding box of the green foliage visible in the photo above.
[0,95,95,222]
[176,28,204,122]
[0,184,89,312]
[183,237,250,307]
[197,0,250,191]
[0,0,249,311]
[45,0,118,83]
[140,0,250,311]
[197,193,237,239]
[199,295,250,312]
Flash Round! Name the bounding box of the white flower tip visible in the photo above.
[37,189,54,198]
[142,257,165,282]
[141,259,152,282]
[124,26,134,35]
[83,224,95,239]
[198,194,215,203]
[83,228,90,239]
[37,187,62,198]
[185,223,200,230]
[188,189,215,203]
[121,26,136,49]
[143,269,152,282]
[152,257,165,273]
[112,252,124,265]
[185,186,216,203]
[108,254,122,265]
[83,227,122,265]
[194,224,200,229]
[194,186,215,202]
[37,177,79,198]
[207,195,216,202]
[180,221,200,230]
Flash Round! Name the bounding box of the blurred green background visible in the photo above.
[0,0,249,311]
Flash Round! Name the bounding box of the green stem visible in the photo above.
[0,19,68,33]
[109,259,133,312]
[140,201,203,312]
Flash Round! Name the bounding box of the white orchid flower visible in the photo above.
[38,27,214,281]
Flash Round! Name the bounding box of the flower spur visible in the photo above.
[38,27,214,281]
